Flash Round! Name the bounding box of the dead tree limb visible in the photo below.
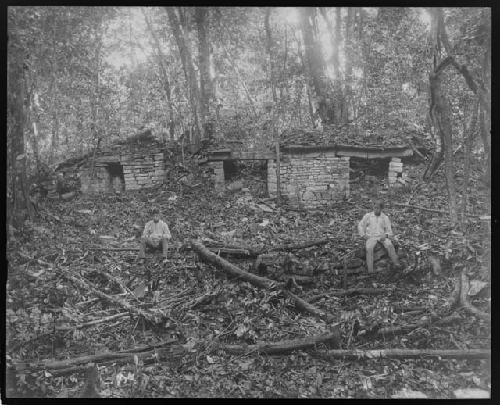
[370,313,462,338]
[283,290,335,323]
[222,330,340,354]
[87,244,256,258]
[191,240,336,323]
[86,268,131,295]
[266,238,331,253]
[459,269,490,322]
[308,288,389,303]
[55,313,129,331]
[61,271,164,324]
[16,343,182,377]
[393,202,478,218]
[191,240,276,290]
[321,348,490,361]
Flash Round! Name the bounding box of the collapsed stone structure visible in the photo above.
[55,130,166,194]
[266,147,350,208]
[202,130,414,208]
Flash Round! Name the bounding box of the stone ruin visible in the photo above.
[203,142,414,209]
[55,130,166,194]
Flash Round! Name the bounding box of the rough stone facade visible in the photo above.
[122,153,165,190]
[208,161,225,191]
[80,166,123,194]
[388,157,408,186]
[267,152,350,208]
[79,151,165,194]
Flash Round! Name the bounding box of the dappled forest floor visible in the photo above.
[6,156,490,398]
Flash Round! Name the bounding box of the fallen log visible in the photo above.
[283,291,335,323]
[191,240,276,290]
[393,202,478,218]
[86,244,255,258]
[61,271,164,324]
[17,346,185,377]
[14,340,179,373]
[283,274,315,285]
[222,330,340,354]
[459,270,490,322]
[370,313,462,338]
[308,288,389,303]
[207,247,255,257]
[266,238,331,253]
[321,348,490,361]
[55,312,129,332]
[86,268,131,296]
[191,240,336,323]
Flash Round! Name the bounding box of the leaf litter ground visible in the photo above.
[6,159,490,398]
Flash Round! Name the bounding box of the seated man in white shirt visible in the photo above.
[358,200,400,273]
[138,207,172,261]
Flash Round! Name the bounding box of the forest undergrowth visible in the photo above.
[6,157,490,398]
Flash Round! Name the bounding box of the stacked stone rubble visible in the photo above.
[79,152,165,194]
[268,152,350,208]
[208,161,225,191]
[388,157,407,186]
[122,153,165,190]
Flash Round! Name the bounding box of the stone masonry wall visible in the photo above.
[208,161,225,191]
[80,167,111,194]
[122,153,165,190]
[268,152,350,208]
[80,152,165,193]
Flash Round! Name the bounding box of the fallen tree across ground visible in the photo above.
[320,348,490,361]
[60,270,164,324]
[308,288,390,302]
[221,330,341,354]
[265,238,331,253]
[368,313,462,338]
[191,240,336,323]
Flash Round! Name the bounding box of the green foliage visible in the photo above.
[7,7,490,170]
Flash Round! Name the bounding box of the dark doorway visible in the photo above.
[106,162,125,192]
[223,159,267,197]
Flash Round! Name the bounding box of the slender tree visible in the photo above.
[7,25,35,226]
[166,7,203,146]
[195,7,214,139]
[143,10,175,141]
[427,8,458,225]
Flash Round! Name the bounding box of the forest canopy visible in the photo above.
[7,6,491,224]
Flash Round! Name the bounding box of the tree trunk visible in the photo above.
[8,35,34,226]
[191,240,335,323]
[478,106,490,186]
[48,14,59,165]
[429,9,458,226]
[222,330,340,354]
[343,7,354,123]
[319,7,343,124]
[265,8,281,205]
[195,7,213,139]
[90,10,103,177]
[300,7,332,124]
[428,64,458,226]
[295,29,315,125]
[166,7,203,146]
[322,348,490,361]
[461,100,478,224]
[143,11,175,141]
